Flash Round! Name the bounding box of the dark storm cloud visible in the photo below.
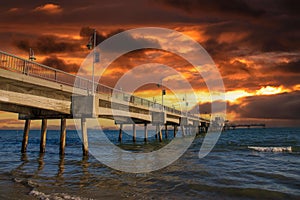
[79,26,161,53]
[14,35,81,54]
[272,60,300,74]
[194,100,227,114]
[41,56,80,73]
[228,91,300,119]
[155,0,265,18]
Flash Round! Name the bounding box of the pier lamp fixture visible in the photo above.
[28,48,36,61]
[182,95,189,117]
[86,29,98,95]
[157,78,166,111]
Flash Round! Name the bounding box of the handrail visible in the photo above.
[0,50,201,118]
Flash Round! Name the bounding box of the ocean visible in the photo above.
[0,128,299,199]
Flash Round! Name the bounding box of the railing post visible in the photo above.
[23,60,27,75]
[54,71,57,81]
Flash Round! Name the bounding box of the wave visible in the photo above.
[248,146,292,152]
[29,189,93,200]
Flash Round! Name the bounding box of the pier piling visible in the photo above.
[40,119,47,153]
[81,118,88,156]
[133,123,136,142]
[59,118,66,155]
[118,124,123,142]
[144,123,148,142]
[173,125,177,137]
[181,125,186,137]
[21,119,31,153]
[158,125,163,142]
[165,124,168,139]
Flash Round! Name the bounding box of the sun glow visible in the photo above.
[225,90,252,102]
[256,86,290,95]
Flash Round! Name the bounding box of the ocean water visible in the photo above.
[0,128,299,200]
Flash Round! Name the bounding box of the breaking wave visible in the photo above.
[248,146,292,152]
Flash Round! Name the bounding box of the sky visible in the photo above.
[0,0,300,128]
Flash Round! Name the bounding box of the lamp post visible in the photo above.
[157,78,166,111]
[86,29,97,95]
[28,48,36,61]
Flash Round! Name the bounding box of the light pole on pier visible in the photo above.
[157,78,166,111]
[86,29,98,95]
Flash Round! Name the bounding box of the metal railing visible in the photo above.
[0,50,188,117]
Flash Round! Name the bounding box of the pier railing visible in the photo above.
[0,50,186,116]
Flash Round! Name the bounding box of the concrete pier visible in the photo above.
[59,118,66,155]
[0,50,211,156]
[21,119,31,153]
[40,119,47,153]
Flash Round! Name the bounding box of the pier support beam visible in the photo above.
[118,124,123,142]
[81,118,88,156]
[59,118,66,155]
[132,123,136,142]
[40,119,47,153]
[165,124,168,139]
[144,124,148,142]
[21,119,31,153]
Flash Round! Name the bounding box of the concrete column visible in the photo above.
[40,119,47,153]
[118,124,123,142]
[158,125,163,142]
[81,118,88,156]
[181,125,186,137]
[155,125,159,140]
[173,125,177,137]
[21,119,31,153]
[165,124,168,139]
[144,124,148,142]
[59,118,67,155]
[133,123,136,142]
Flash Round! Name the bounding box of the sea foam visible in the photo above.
[248,146,292,152]
[29,189,93,200]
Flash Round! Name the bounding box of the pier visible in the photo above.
[223,123,266,130]
[0,50,210,155]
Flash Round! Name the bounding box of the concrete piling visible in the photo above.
[21,119,31,153]
[133,123,136,142]
[59,118,66,155]
[173,125,177,137]
[144,123,148,142]
[165,124,168,139]
[81,118,88,156]
[40,119,47,153]
[118,124,123,142]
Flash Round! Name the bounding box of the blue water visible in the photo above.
[0,128,299,199]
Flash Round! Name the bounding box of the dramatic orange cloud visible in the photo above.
[34,4,63,14]
[0,0,299,128]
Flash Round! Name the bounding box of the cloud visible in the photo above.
[34,3,63,14]
[14,35,81,54]
[228,91,300,119]
[272,60,300,74]
[194,100,227,114]
[155,0,265,18]
[41,56,81,73]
